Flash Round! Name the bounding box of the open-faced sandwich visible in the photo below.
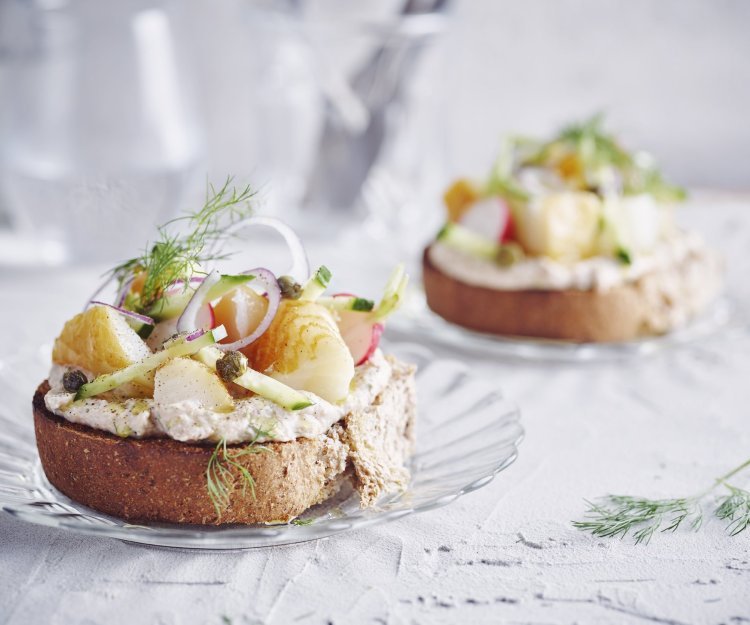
[423,116,722,342]
[34,182,414,525]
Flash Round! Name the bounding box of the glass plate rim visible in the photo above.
[390,288,740,363]
[0,342,524,550]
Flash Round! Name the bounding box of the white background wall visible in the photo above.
[182,0,750,190]
[0,0,747,198]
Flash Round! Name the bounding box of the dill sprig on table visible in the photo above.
[109,177,255,311]
[290,518,315,526]
[574,495,703,545]
[206,426,274,517]
[715,485,750,536]
[574,457,750,544]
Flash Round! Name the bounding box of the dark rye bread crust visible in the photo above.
[33,383,349,525]
[422,247,657,342]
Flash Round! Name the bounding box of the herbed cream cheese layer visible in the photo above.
[429,228,713,292]
[44,349,393,445]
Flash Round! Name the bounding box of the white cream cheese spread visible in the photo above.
[429,228,714,293]
[44,349,393,444]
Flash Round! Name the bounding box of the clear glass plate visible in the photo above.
[390,288,739,363]
[0,343,522,550]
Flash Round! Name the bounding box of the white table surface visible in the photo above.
[1,194,750,625]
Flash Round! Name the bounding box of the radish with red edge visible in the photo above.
[499,204,516,243]
[334,297,384,366]
[458,196,513,243]
[331,265,408,366]
[339,313,384,366]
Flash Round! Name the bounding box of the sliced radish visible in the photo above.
[336,308,384,366]
[499,208,516,243]
[359,322,384,366]
[458,196,512,243]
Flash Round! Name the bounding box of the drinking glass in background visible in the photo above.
[245,0,451,256]
[0,0,203,266]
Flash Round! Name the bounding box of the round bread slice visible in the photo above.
[33,384,348,525]
[422,246,718,343]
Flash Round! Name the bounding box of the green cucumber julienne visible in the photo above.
[373,263,409,322]
[147,274,254,321]
[437,222,499,260]
[194,347,313,411]
[299,266,332,301]
[75,327,228,400]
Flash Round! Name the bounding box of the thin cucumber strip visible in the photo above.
[148,274,255,321]
[299,266,332,301]
[75,327,226,400]
[194,347,313,411]
[373,264,409,322]
[436,222,499,260]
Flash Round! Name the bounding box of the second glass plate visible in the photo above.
[390,288,738,363]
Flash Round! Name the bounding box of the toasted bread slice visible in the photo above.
[422,245,721,343]
[33,357,416,525]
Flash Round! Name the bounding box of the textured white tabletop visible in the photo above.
[1,195,750,625]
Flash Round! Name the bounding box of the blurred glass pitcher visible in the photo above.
[0,0,203,265]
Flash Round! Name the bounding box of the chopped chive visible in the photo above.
[351,297,375,312]
[616,247,632,265]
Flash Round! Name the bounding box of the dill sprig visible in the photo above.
[290,518,315,526]
[507,114,685,202]
[715,484,750,536]
[110,177,255,312]
[574,495,703,545]
[574,457,750,544]
[206,425,275,518]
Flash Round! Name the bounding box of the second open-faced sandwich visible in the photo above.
[34,182,414,525]
[423,116,722,342]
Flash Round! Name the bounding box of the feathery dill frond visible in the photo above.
[205,425,275,518]
[574,457,750,544]
[109,177,255,311]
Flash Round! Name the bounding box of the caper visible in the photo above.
[63,369,88,393]
[216,351,248,382]
[277,275,302,299]
[495,243,524,268]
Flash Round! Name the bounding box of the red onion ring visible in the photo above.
[89,301,154,326]
[165,276,205,295]
[186,328,206,341]
[176,271,222,333]
[114,274,135,308]
[217,267,281,352]
[226,217,310,283]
